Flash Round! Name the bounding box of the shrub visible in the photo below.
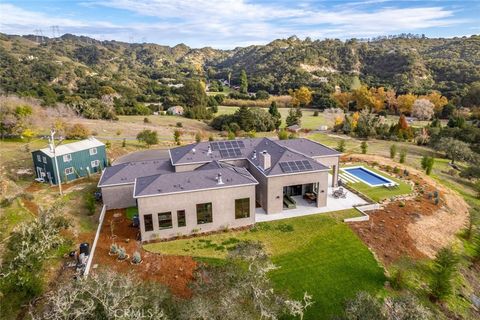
[277,129,288,140]
[390,144,397,159]
[105,140,111,149]
[174,130,182,145]
[122,138,126,148]
[136,129,158,147]
[131,251,142,264]
[65,123,90,139]
[195,132,201,143]
[337,140,346,152]
[313,110,319,116]
[429,247,459,301]
[143,117,150,123]
[227,131,236,140]
[176,122,183,128]
[361,141,368,154]
[399,149,407,163]
[85,193,96,216]
[421,156,435,175]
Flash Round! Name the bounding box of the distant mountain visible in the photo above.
[0,32,479,107]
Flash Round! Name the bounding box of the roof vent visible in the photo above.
[252,150,257,160]
[207,145,212,155]
[217,173,224,185]
[192,148,196,154]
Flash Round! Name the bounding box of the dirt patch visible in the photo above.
[91,209,196,297]
[345,154,469,266]
[22,199,39,215]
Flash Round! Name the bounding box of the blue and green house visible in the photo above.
[31,137,107,185]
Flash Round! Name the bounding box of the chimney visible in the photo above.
[258,150,271,170]
[207,145,212,155]
[217,173,224,185]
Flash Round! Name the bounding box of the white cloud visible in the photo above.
[0,1,468,48]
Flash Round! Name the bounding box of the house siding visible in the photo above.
[137,184,256,241]
[101,184,136,209]
[32,144,107,184]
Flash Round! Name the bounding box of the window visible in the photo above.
[36,155,41,162]
[235,198,250,219]
[196,202,213,224]
[158,212,172,229]
[42,156,47,164]
[63,154,72,162]
[143,214,153,232]
[64,167,74,175]
[89,147,98,155]
[177,210,186,227]
[91,160,100,167]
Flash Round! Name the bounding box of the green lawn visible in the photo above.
[342,164,412,202]
[126,206,138,220]
[144,210,385,319]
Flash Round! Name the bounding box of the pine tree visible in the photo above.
[240,70,248,94]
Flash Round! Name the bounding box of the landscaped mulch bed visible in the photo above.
[91,209,197,298]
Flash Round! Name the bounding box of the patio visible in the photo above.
[256,175,368,222]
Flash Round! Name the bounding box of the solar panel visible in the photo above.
[219,148,242,158]
[279,160,315,173]
[210,140,245,151]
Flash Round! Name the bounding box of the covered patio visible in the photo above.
[256,175,368,222]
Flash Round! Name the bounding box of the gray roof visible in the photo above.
[275,138,340,158]
[247,138,329,176]
[169,137,336,176]
[169,138,339,166]
[134,164,258,197]
[40,137,104,157]
[98,159,173,186]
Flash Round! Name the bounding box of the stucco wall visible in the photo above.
[101,184,136,209]
[174,162,206,172]
[265,171,329,214]
[136,184,256,241]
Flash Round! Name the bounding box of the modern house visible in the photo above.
[98,137,340,241]
[32,137,107,184]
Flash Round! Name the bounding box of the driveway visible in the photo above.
[113,149,170,165]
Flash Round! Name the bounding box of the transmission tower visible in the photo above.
[50,25,60,40]
[34,29,45,43]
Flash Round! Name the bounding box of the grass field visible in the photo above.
[342,164,413,202]
[144,210,385,319]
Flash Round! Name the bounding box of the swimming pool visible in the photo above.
[342,166,394,187]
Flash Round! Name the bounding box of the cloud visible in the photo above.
[0,1,469,48]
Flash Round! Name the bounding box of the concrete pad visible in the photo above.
[255,175,368,222]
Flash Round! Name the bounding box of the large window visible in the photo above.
[196,203,213,224]
[89,147,98,155]
[36,155,41,162]
[177,210,186,227]
[63,154,72,162]
[64,167,74,175]
[158,212,172,229]
[235,198,250,219]
[143,214,153,232]
[91,160,100,168]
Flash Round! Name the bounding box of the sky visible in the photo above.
[0,0,479,49]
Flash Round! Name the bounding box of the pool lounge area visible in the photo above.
[341,166,395,187]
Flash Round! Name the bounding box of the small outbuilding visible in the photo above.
[167,106,184,115]
[31,137,107,184]
[287,124,301,133]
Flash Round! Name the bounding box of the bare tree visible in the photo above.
[412,99,434,120]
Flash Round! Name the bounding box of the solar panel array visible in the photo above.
[279,160,314,173]
[219,148,242,158]
[210,140,245,151]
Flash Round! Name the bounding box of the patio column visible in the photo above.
[332,164,339,187]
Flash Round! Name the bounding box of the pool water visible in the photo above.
[344,167,392,186]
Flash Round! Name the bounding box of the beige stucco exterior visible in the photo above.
[136,184,256,241]
[101,184,136,209]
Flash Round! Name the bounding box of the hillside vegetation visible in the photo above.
[1,33,479,114]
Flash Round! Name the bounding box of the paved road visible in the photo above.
[113,149,170,165]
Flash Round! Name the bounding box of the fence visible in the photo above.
[84,204,106,277]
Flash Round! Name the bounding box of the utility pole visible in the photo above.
[49,128,63,195]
